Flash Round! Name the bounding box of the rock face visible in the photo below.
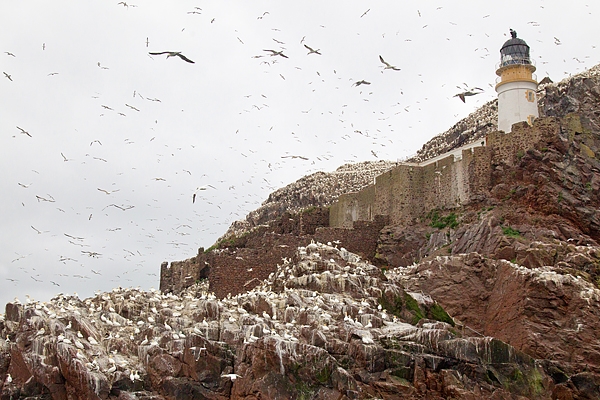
[219,161,398,241]
[4,242,598,399]
[5,64,600,398]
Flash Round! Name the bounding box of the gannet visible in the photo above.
[149,51,195,63]
[221,373,241,381]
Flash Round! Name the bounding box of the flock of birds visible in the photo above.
[1,242,415,388]
[2,1,598,308]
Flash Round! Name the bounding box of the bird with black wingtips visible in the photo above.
[353,80,371,86]
[149,51,195,63]
[453,89,483,103]
[379,55,400,71]
[263,49,288,58]
[303,44,321,55]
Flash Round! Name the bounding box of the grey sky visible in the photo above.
[1,0,598,307]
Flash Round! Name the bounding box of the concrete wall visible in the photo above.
[330,121,551,228]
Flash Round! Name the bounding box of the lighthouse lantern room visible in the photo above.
[495,29,539,133]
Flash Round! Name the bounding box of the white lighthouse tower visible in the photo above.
[495,29,539,133]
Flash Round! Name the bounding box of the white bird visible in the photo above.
[6,373,12,383]
[361,336,374,344]
[379,55,400,71]
[140,336,149,346]
[303,44,321,55]
[221,373,242,381]
[88,336,99,345]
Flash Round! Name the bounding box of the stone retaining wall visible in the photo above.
[330,119,557,227]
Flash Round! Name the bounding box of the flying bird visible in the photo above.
[360,9,370,18]
[97,188,120,195]
[303,44,321,55]
[16,126,31,137]
[149,51,195,63]
[263,49,288,58]
[379,55,400,71]
[353,80,371,87]
[453,88,483,103]
[3,72,13,81]
[5,52,15,57]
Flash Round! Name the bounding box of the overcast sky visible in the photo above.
[1,0,598,307]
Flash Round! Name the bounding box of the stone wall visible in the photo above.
[160,207,390,298]
[330,118,558,227]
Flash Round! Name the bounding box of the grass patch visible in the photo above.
[427,210,458,229]
[502,226,521,238]
[404,293,424,324]
[429,303,455,326]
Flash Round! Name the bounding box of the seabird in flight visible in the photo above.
[304,44,321,55]
[263,49,288,58]
[353,80,371,87]
[379,55,400,71]
[453,88,483,103]
[149,51,195,63]
[16,126,31,137]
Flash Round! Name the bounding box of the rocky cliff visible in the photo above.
[3,242,599,399]
[3,64,600,399]
[219,160,398,241]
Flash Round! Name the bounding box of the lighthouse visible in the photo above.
[495,29,539,133]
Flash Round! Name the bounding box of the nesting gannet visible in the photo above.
[221,373,241,381]
[149,51,195,63]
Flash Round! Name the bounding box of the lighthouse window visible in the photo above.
[525,90,535,102]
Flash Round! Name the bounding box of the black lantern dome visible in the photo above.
[499,29,531,67]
